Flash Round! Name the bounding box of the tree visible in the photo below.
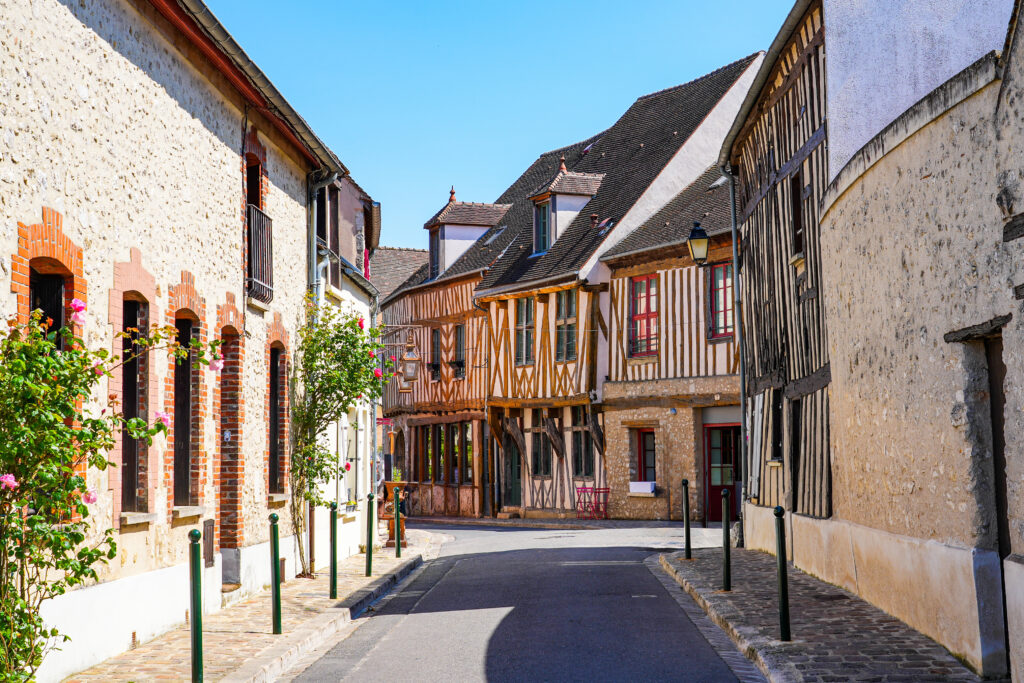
[0,305,218,679]
[289,298,392,575]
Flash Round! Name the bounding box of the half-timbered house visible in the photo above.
[380,191,511,517]
[599,167,740,522]
[478,55,761,518]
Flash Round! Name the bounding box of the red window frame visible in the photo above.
[636,429,656,482]
[629,275,658,357]
[709,262,734,339]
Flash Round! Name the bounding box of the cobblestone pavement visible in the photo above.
[64,530,441,682]
[662,548,983,683]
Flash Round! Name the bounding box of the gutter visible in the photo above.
[173,0,349,176]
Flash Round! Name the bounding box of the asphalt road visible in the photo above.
[294,524,759,683]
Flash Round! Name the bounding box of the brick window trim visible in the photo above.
[265,313,290,498]
[108,248,159,528]
[165,272,208,516]
[242,128,269,302]
[215,292,245,550]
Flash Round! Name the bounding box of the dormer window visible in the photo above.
[534,202,550,254]
[429,229,440,279]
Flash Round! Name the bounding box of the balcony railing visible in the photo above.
[246,204,273,303]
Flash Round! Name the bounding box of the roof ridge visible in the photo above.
[375,245,428,252]
[451,200,514,208]
[635,51,763,102]
[536,130,608,159]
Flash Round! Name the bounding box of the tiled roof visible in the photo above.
[423,201,512,230]
[477,53,759,293]
[383,135,602,303]
[529,169,606,199]
[601,166,732,260]
[369,247,428,300]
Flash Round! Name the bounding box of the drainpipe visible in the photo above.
[370,293,380,504]
[725,167,748,522]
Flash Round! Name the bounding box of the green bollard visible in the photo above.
[722,489,731,591]
[269,513,282,634]
[774,506,792,641]
[188,529,203,683]
[365,493,375,577]
[329,502,338,600]
[682,479,692,560]
[395,489,402,559]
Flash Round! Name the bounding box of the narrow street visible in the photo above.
[291,524,763,683]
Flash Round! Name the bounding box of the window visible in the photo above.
[790,171,804,256]
[246,193,273,303]
[315,187,327,244]
[708,426,737,486]
[429,229,441,279]
[329,186,341,289]
[246,156,262,209]
[268,346,284,494]
[173,318,195,506]
[29,268,65,343]
[770,389,783,462]
[555,290,577,362]
[530,410,552,476]
[435,424,445,483]
[453,324,465,379]
[709,263,734,339]
[423,426,433,482]
[121,299,148,513]
[448,423,459,485]
[790,398,801,468]
[636,429,656,482]
[571,406,593,477]
[534,202,550,253]
[515,298,534,365]
[430,329,441,381]
[629,275,658,356]
[462,422,473,484]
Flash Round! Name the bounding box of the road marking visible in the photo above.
[632,594,658,598]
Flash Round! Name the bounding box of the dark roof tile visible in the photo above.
[369,247,428,300]
[423,201,512,230]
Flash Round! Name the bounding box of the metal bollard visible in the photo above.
[722,489,731,591]
[395,489,402,559]
[682,479,692,560]
[188,529,203,683]
[365,493,375,577]
[774,506,792,641]
[329,502,338,600]
[269,513,282,634]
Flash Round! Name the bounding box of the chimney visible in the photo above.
[591,213,599,229]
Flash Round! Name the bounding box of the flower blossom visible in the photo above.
[209,356,225,372]
[70,298,86,313]
[373,367,382,379]
[92,359,104,376]
[0,474,18,491]
[369,350,375,359]
[155,410,171,428]
[389,355,396,363]
[83,488,98,504]
[344,462,352,472]
[357,317,365,330]
[71,310,87,326]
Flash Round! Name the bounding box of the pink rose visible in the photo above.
[92,359,104,376]
[344,462,352,472]
[71,310,86,326]
[155,410,171,428]
[373,368,382,379]
[0,473,18,490]
[389,355,396,363]
[83,488,97,504]
[70,298,86,313]
[210,357,224,372]
[369,350,375,358]
[358,317,365,330]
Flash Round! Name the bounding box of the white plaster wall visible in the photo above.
[552,194,592,241]
[582,54,763,279]
[824,0,1013,178]
[1006,556,1024,681]
[440,224,488,271]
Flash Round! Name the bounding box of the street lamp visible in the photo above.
[686,221,710,266]
[398,335,419,393]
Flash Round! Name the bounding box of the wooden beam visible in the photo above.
[544,418,565,459]
[943,315,1012,343]
[783,363,831,399]
[405,411,485,426]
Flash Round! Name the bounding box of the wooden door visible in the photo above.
[705,424,740,522]
[503,435,522,507]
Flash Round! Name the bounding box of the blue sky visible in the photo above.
[205,1,792,249]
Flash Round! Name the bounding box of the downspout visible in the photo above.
[472,291,492,516]
[725,166,749,523]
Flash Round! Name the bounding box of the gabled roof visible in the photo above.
[602,166,731,261]
[529,165,606,199]
[423,195,512,230]
[370,247,429,300]
[381,136,601,305]
[477,52,760,294]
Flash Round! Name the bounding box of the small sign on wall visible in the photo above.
[203,519,214,568]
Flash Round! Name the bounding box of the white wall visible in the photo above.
[440,224,489,271]
[552,194,593,242]
[824,0,1013,178]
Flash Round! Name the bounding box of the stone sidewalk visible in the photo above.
[661,548,983,683]
[64,529,443,682]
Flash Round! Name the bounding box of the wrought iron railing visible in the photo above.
[246,204,273,303]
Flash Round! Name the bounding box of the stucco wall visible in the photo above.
[824,0,1013,178]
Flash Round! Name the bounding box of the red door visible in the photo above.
[705,424,740,522]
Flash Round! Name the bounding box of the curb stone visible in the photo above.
[660,553,801,683]
[220,555,423,683]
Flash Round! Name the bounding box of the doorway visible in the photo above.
[503,435,522,508]
[705,424,740,522]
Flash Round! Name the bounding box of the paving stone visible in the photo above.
[661,548,985,683]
